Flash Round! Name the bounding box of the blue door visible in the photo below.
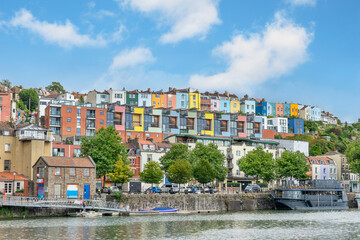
[84,185,90,199]
[37,184,44,198]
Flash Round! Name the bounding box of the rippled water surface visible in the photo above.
[1,210,360,239]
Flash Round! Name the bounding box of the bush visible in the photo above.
[111,191,124,203]
[258,183,268,188]
[227,182,240,187]
[16,189,24,193]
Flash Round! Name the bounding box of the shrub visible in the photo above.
[111,191,124,203]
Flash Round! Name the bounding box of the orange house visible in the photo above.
[152,91,164,108]
[276,103,283,117]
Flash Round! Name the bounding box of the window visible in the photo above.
[77,118,81,127]
[55,167,61,176]
[4,160,10,170]
[67,108,71,113]
[74,149,81,157]
[77,109,81,117]
[236,150,241,156]
[153,101,156,105]
[214,102,217,107]
[16,182,21,191]
[100,111,104,115]
[193,102,196,107]
[145,133,150,137]
[147,154,152,162]
[5,144,10,152]
[100,120,104,124]
[67,127,71,132]
[233,103,236,108]
[69,168,76,176]
[5,183,12,193]
[76,128,81,136]
[3,131,9,136]
[323,168,326,173]
[0,97,2,102]
[169,101,172,106]
[224,103,227,108]
[193,95,196,100]
[38,167,44,178]
[67,117,71,122]
[84,168,90,177]
[101,95,106,99]
[115,93,122,98]
[236,170,240,175]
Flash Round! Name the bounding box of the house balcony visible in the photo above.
[50,111,61,116]
[227,163,234,169]
[18,134,53,142]
[49,121,61,127]
[86,114,96,119]
[86,124,96,129]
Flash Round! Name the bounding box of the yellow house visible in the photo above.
[189,92,201,110]
[0,123,52,180]
[201,113,214,136]
[151,91,164,108]
[230,98,240,113]
[132,107,144,132]
[290,103,299,117]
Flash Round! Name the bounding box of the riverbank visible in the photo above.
[0,192,358,218]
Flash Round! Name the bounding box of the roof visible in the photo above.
[156,142,172,148]
[0,172,29,181]
[35,156,95,168]
[138,140,155,145]
[306,156,335,165]
[0,122,13,131]
[17,124,48,132]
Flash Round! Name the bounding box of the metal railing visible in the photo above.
[0,196,127,212]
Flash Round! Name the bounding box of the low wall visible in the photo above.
[0,206,78,218]
[122,193,274,211]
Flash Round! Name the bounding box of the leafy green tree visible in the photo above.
[237,147,275,182]
[193,158,215,189]
[108,157,134,189]
[159,143,189,171]
[80,126,127,187]
[276,151,310,180]
[190,143,227,181]
[345,140,360,175]
[0,79,11,88]
[309,143,323,156]
[167,159,192,192]
[45,81,66,93]
[79,96,85,103]
[140,161,163,188]
[19,89,38,111]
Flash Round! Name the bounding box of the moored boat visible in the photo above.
[273,180,348,210]
[139,207,179,213]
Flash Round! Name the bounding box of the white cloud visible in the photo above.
[109,47,155,72]
[285,0,316,7]
[122,0,221,43]
[97,10,115,18]
[9,9,106,48]
[189,12,313,92]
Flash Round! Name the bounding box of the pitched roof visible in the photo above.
[0,172,29,181]
[36,156,95,168]
[156,142,172,148]
[0,122,14,131]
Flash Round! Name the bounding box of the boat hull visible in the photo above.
[274,198,348,210]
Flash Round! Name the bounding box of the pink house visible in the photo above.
[164,90,177,109]
[114,105,125,131]
[0,91,12,121]
[237,115,247,138]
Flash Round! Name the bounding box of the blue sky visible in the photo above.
[0,0,359,122]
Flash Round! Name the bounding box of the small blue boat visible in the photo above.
[139,207,179,212]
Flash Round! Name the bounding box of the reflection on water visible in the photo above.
[1,210,360,239]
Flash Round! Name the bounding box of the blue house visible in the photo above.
[256,102,267,116]
[220,99,231,113]
[283,103,291,117]
[176,90,189,109]
[288,119,304,134]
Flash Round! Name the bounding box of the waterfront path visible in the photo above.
[0,196,127,212]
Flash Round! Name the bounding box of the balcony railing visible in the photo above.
[86,114,96,119]
[50,111,61,116]
[49,121,61,126]
[18,134,53,142]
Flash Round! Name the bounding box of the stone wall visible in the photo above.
[122,193,274,211]
[0,206,78,218]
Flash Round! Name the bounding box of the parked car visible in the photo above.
[161,184,178,193]
[97,187,111,194]
[244,184,261,193]
[145,186,162,194]
[186,186,198,193]
[169,186,179,194]
[109,186,120,192]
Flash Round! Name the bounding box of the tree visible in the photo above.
[107,157,134,189]
[18,89,38,111]
[80,126,127,187]
[276,151,310,180]
[0,79,11,88]
[159,143,189,171]
[79,96,85,103]
[140,161,163,188]
[45,81,66,93]
[167,159,192,193]
[190,143,227,182]
[193,158,215,190]
[237,147,275,182]
[345,140,360,175]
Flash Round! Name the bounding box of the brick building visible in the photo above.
[44,103,107,138]
[0,171,30,196]
[33,156,96,199]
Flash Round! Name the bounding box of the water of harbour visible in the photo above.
[1,210,360,240]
